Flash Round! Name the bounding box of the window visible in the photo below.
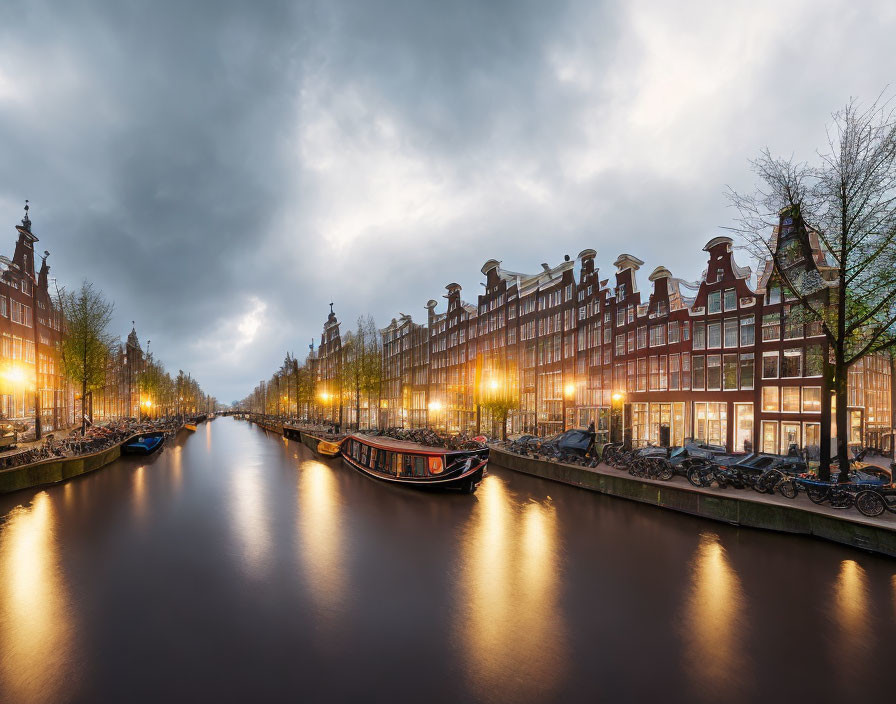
[682,321,690,341]
[615,334,625,356]
[783,305,804,339]
[708,291,722,314]
[740,353,754,390]
[735,404,754,453]
[724,288,737,311]
[659,355,667,390]
[0,297,6,317]
[616,308,625,327]
[762,313,780,341]
[715,268,724,283]
[762,386,779,412]
[627,330,636,353]
[805,345,823,376]
[724,318,738,348]
[782,387,800,412]
[649,325,665,347]
[637,357,647,391]
[802,387,821,412]
[707,355,721,391]
[767,284,782,304]
[667,321,679,344]
[782,349,802,378]
[637,326,647,349]
[681,353,691,389]
[762,351,779,379]
[649,356,659,390]
[618,283,627,299]
[669,353,680,390]
[627,305,635,324]
[707,321,722,349]
[723,354,738,390]
[693,322,705,350]
[692,355,705,390]
[761,421,779,453]
[740,315,755,346]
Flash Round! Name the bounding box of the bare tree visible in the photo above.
[728,94,896,478]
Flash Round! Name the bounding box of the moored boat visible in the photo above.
[341,434,488,493]
[184,422,197,432]
[122,431,165,455]
[301,431,346,457]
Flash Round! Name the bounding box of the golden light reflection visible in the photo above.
[457,476,567,701]
[206,422,212,451]
[170,446,183,491]
[297,460,344,620]
[682,533,747,700]
[892,575,896,623]
[133,466,146,518]
[833,560,871,663]
[231,464,271,576]
[0,493,76,701]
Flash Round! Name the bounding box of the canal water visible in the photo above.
[0,417,894,703]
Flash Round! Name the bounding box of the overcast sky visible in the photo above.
[1,0,894,403]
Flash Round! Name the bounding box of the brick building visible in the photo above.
[0,203,68,431]
[310,217,894,453]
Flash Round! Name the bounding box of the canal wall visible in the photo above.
[490,447,896,558]
[0,426,191,495]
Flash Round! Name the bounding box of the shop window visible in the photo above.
[694,402,727,447]
[803,423,821,460]
[780,423,800,455]
[735,404,754,452]
[761,421,779,453]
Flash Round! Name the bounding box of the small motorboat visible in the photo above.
[122,432,165,455]
[184,422,198,432]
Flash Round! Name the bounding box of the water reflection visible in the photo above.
[457,475,567,701]
[682,532,748,700]
[132,465,146,518]
[231,463,271,576]
[833,560,871,663]
[297,460,345,618]
[0,493,76,702]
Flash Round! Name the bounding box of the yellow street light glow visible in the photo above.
[428,400,442,411]
[489,379,499,390]
[612,391,625,402]
[564,383,576,397]
[4,366,26,384]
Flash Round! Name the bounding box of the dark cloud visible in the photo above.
[1,0,894,402]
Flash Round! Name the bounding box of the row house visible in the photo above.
[316,303,343,424]
[380,314,429,428]
[310,215,893,451]
[94,325,146,420]
[0,204,68,431]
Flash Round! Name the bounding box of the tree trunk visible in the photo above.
[834,356,850,481]
[819,347,832,481]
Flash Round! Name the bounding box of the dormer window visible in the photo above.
[716,268,724,282]
[618,283,627,299]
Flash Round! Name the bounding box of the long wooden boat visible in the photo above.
[122,431,165,455]
[184,422,197,432]
[341,434,488,493]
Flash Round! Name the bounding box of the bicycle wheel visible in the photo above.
[658,461,674,481]
[687,465,709,487]
[777,478,797,499]
[855,490,886,517]
[806,486,830,504]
